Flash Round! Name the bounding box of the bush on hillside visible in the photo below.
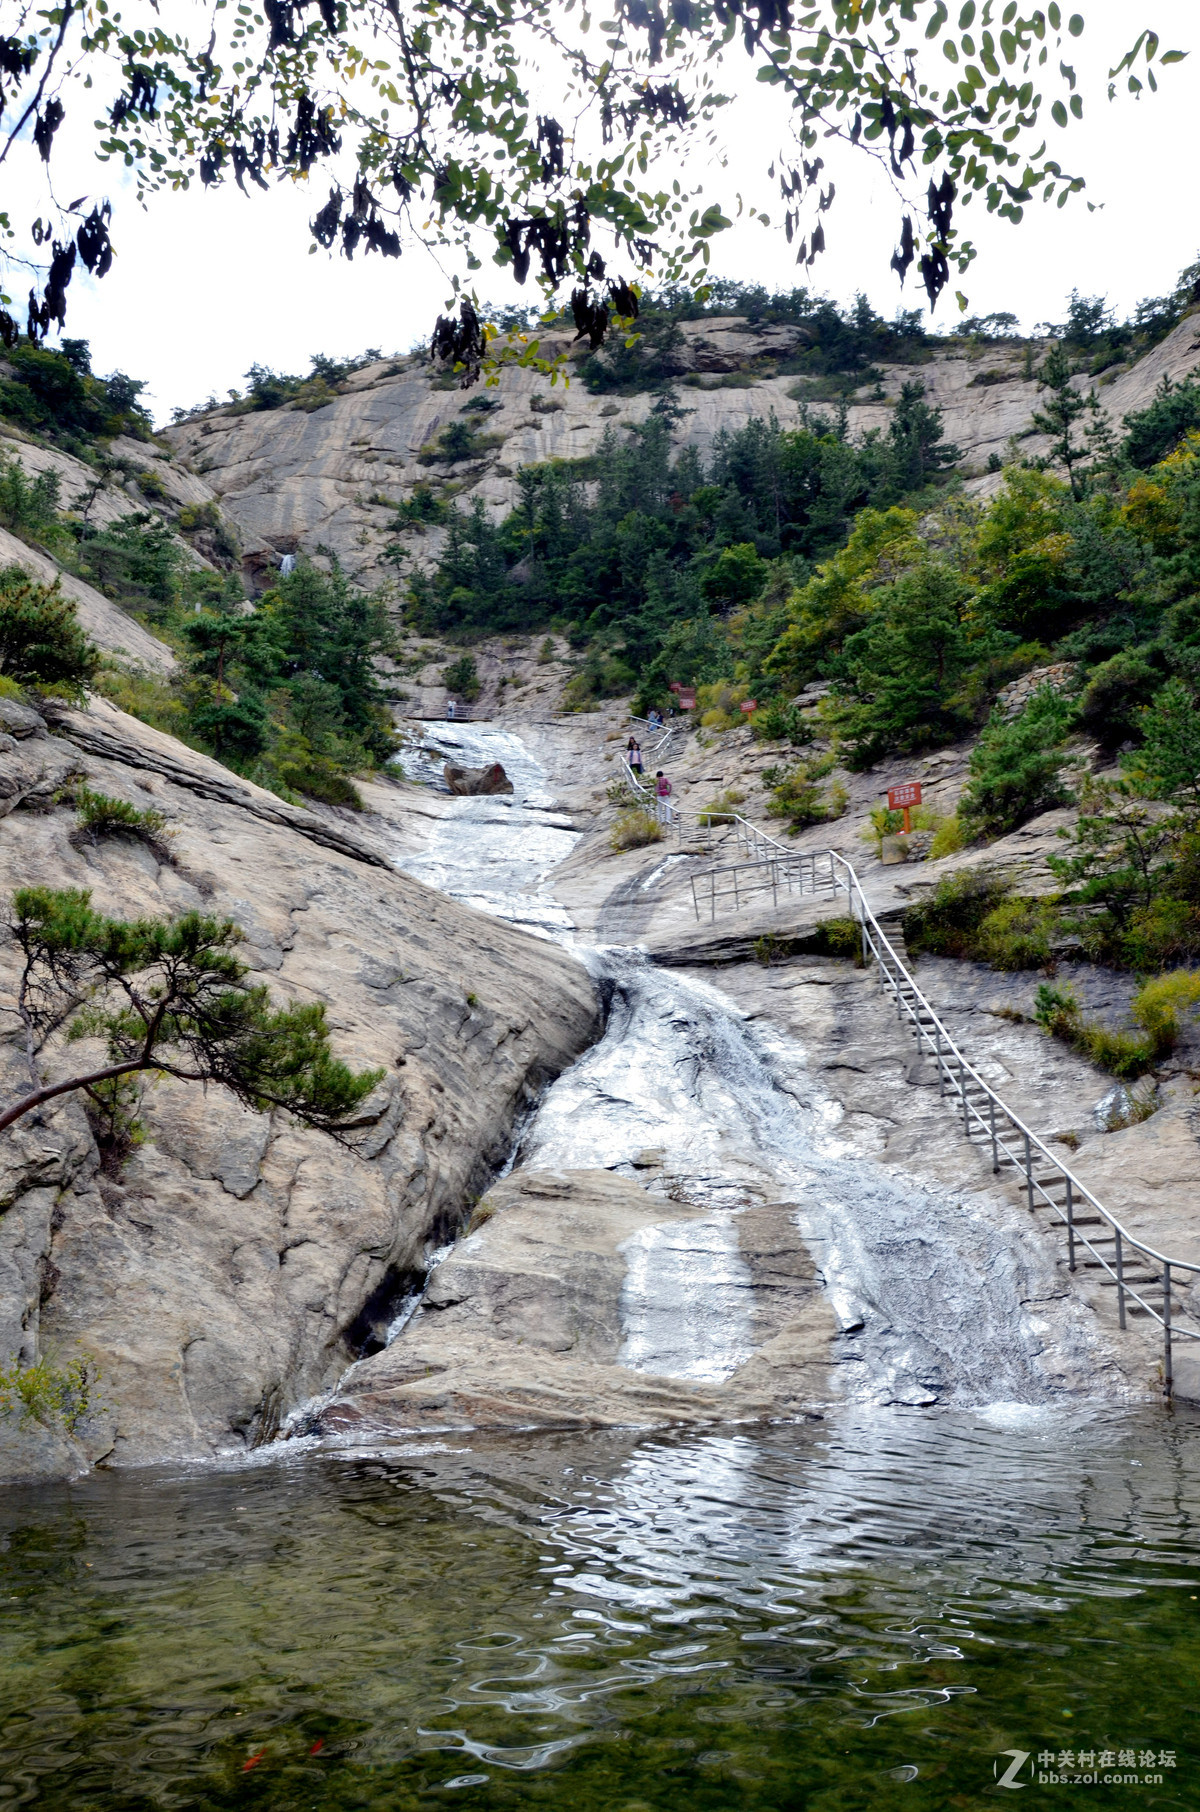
[0,567,98,695]
[610,808,662,851]
[958,686,1078,840]
[0,456,66,550]
[441,654,481,702]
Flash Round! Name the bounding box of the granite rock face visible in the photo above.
[443,761,514,796]
[0,700,599,1478]
[162,314,1200,590]
[317,1167,834,1436]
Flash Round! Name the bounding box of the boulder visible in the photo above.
[444,760,514,796]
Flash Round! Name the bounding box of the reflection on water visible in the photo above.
[2,1407,1198,1807]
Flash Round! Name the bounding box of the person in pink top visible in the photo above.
[655,769,673,822]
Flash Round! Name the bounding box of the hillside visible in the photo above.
[162,311,1200,592]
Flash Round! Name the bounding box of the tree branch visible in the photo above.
[0,1056,149,1133]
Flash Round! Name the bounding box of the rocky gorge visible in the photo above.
[2,304,1200,1486]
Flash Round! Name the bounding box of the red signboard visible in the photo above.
[888,782,922,810]
[676,688,697,710]
[739,699,758,713]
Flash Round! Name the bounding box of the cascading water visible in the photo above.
[384,720,1117,1410]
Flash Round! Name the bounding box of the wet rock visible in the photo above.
[0,698,600,1477]
[315,1167,833,1436]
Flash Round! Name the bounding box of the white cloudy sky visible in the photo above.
[29,0,1198,423]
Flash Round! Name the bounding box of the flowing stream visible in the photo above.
[388,722,1111,1409]
[5,720,1196,1809]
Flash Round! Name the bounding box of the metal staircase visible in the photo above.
[614,752,1199,1395]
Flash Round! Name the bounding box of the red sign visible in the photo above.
[888,782,922,810]
[676,688,696,710]
[668,681,682,692]
[739,699,758,713]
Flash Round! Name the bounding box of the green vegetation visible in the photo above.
[441,654,482,703]
[0,342,150,452]
[764,760,848,836]
[958,685,1078,840]
[0,455,67,549]
[0,565,98,695]
[71,786,167,847]
[174,352,388,422]
[0,1353,97,1435]
[412,270,1200,828]
[1034,972,1200,1079]
[2,888,386,1139]
[176,562,398,806]
[809,916,865,962]
[75,512,185,620]
[408,381,960,684]
[609,808,662,852]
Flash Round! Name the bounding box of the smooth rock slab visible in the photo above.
[315,1167,834,1436]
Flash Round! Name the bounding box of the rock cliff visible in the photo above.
[0,695,599,1479]
[162,314,1200,591]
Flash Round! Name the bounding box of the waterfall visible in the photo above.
[383,719,1120,1410]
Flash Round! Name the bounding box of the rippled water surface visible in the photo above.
[3,1409,1199,1808]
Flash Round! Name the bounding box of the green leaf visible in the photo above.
[1051,98,1067,126]
[1068,12,1083,35]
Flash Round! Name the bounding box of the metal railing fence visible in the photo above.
[609,748,1199,1394]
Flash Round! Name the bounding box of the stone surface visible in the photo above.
[0,698,599,1478]
[162,314,1200,590]
[444,760,514,796]
[316,1166,834,1436]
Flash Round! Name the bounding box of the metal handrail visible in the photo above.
[609,762,1198,1393]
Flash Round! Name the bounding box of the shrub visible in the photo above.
[862,805,904,854]
[903,867,1011,959]
[73,786,167,844]
[252,727,364,810]
[751,699,814,746]
[0,1353,98,1434]
[0,565,99,695]
[765,758,844,835]
[537,636,556,664]
[696,678,750,731]
[0,455,65,549]
[76,512,183,616]
[698,787,746,825]
[93,664,189,738]
[973,896,1059,970]
[928,814,966,859]
[810,915,864,962]
[610,808,663,851]
[958,684,1077,840]
[1131,969,1200,1045]
[1033,971,1200,1077]
[1077,651,1161,750]
[441,654,481,702]
[562,648,636,710]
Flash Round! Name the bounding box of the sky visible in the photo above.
[28,0,1199,424]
